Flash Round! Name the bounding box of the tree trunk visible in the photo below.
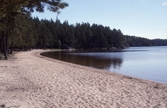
[0,38,2,53]
[6,31,9,54]
[2,31,8,60]
[10,38,13,54]
[1,18,8,60]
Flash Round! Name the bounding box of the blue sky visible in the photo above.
[32,0,167,39]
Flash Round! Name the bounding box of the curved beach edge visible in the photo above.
[0,49,167,108]
[36,49,166,85]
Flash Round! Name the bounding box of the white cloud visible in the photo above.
[162,2,167,6]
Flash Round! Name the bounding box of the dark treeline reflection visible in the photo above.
[41,51,123,70]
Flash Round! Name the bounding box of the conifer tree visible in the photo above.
[0,0,68,59]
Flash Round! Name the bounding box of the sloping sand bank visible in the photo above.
[0,50,167,108]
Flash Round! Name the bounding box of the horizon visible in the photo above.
[32,0,167,39]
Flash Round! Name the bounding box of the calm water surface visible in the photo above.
[41,46,167,84]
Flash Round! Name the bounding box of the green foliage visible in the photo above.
[5,16,167,51]
[1,15,167,52]
[125,35,167,47]
[0,0,68,20]
[8,17,126,50]
[0,0,68,59]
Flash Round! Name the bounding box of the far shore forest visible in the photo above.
[0,1,167,60]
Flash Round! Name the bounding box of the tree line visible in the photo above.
[1,15,167,60]
[3,16,166,51]
[125,35,167,47]
[9,16,126,50]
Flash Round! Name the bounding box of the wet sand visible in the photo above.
[0,49,167,108]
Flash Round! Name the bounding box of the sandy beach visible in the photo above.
[0,49,167,108]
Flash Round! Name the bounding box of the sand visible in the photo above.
[0,49,167,108]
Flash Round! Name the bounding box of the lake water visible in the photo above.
[41,46,167,84]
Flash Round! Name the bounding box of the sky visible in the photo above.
[32,0,167,39]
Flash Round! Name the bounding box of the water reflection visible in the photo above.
[41,47,167,83]
[41,51,123,69]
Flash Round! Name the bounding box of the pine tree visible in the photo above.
[0,0,68,59]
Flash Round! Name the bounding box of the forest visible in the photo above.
[1,15,167,59]
[1,15,167,50]
[0,0,167,60]
[125,35,167,47]
[6,16,127,50]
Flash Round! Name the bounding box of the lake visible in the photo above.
[41,46,167,84]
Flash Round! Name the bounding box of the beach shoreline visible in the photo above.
[0,49,167,108]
